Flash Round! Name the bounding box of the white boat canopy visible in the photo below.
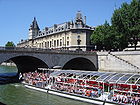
[50,70,140,86]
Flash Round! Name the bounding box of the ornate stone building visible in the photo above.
[17,11,95,51]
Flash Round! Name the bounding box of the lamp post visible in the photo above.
[77,35,81,51]
[94,45,97,51]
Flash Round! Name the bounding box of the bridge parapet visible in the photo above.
[0,47,97,55]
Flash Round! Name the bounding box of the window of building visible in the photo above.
[45,42,47,48]
[59,28,61,31]
[60,39,62,46]
[57,40,59,46]
[67,41,69,46]
[42,43,43,48]
[62,37,64,45]
[62,27,64,30]
[54,40,56,47]
[77,35,80,39]
[67,37,69,40]
[47,41,49,47]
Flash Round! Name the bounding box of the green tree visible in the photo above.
[5,41,15,47]
[111,0,140,50]
[91,21,118,51]
[91,0,140,51]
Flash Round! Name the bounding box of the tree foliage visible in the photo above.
[112,0,140,50]
[91,21,111,50]
[91,0,140,51]
[5,41,15,47]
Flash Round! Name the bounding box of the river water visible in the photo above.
[0,66,92,105]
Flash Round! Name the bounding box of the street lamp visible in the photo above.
[94,45,97,51]
[77,35,81,51]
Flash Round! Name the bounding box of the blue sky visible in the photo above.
[0,0,131,46]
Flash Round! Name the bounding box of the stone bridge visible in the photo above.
[0,47,98,73]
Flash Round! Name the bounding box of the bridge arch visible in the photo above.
[5,55,48,73]
[62,57,97,71]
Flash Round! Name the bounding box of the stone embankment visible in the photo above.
[97,51,140,73]
[1,62,16,67]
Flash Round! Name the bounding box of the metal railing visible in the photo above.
[0,46,97,55]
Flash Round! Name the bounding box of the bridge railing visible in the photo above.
[0,46,97,55]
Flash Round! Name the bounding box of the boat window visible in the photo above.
[96,73,111,82]
[90,73,104,80]
[67,73,73,77]
[127,75,140,84]
[84,74,95,79]
[136,79,140,85]
[78,74,87,79]
[104,73,117,82]
[117,74,133,84]
[109,74,125,83]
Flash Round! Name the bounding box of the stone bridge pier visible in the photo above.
[0,48,98,73]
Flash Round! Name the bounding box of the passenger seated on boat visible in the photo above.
[112,95,117,102]
[98,89,102,97]
[122,95,127,104]
[85,90,91,97]
[131,97,136,105]
[117,95,121,103]
[91,90,95,97]
[94,90,98,97]
[135,95,140,104]
[127,93,131,103]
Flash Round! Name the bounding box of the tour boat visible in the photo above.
[22,70,140,105]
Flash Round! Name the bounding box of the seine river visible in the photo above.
[0,66,92,105]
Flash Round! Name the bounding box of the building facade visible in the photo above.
[17,12,95,51]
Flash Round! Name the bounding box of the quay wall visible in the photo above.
[1,62,16,67]
[97,51,140,73]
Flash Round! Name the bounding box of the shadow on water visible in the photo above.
[0,72,19,85]
[0,102,7,105]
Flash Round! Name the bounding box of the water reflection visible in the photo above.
[0,66,18,84]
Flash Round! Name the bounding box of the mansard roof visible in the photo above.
[31,12,95,38]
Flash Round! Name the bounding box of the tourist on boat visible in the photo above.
[91,90,95,98]
[131,97,136,105]
[85,89,91,97]
[112,94,117,102]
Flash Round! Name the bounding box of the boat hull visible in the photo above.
[24,84,123,105]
